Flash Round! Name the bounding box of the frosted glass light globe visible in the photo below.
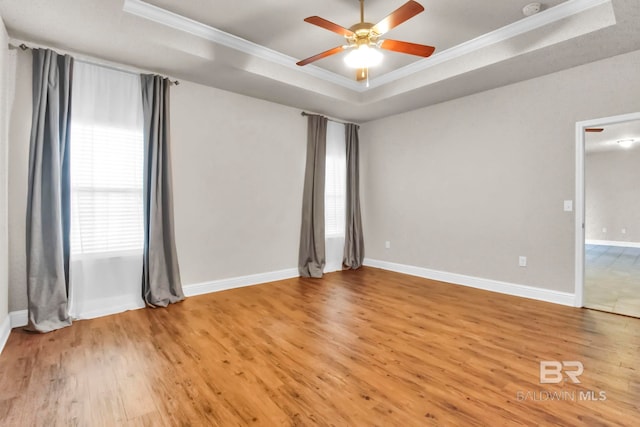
[343,45,383,69]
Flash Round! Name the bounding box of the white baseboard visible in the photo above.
[74,266,300,316]
[10,310,27,328]
[0,314,11,355]
[585,239,640,248]
[363,258,575,307]
[9,299,146,325]
[5,267,299,330]
[183,267,299,297]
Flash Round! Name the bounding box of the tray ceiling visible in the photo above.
[142,0,568,79]
[0,0,638,122]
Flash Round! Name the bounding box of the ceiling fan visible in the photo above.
[296,0,435,82]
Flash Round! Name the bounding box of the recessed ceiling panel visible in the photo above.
[1,0,637,122]
[144,0,568,79]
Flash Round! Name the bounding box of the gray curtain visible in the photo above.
[26,49,74,332]
[298,115,327,277]
[343,123,365,269]
[140,74,185,307]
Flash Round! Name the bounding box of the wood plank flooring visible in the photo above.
[1,267,639,426]
[585,244,640,317]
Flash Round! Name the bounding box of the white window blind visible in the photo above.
[70,124,144,255]
[325,121,346,238]
[69,61,144,256]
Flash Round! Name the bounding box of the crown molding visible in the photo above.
[124,0,610,93]
[368,0,612,88]
[123,0,365,92]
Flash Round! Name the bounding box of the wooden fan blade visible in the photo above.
[356,68,368,81]
[585,128,604,132]
[379,39,435,57]
[296,46,345,66]
[372,1,425,35]
[304,16,355,37]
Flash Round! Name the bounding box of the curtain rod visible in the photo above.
[11,42,180,86]
[301,111,359,127]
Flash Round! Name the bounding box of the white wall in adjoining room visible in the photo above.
[585,147,640,244]
[6,51,306,312]
[360,48,640,294]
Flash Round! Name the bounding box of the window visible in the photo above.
[70,124,144,255]
[67,61,146,319]
[69,61,144,256]
[324,121,347,273]
[325,121,346,238]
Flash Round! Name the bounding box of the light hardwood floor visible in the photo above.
[585,244,640,317]
[1,267,639,426]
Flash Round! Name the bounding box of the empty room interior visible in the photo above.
[0,0,639,425]
[584,119,640,318]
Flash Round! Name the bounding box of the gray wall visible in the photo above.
[7,51,305,311]
[6,44,640,310]
[170,79,305,285]
[0,14,10,326]
[360,49,640,294]
[585,147,640,243]
[7,50,30,312]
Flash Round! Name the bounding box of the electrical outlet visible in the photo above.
[519,256,527,267]
[563,200,573,212]
[622,228,627,234]
[385,241,391,249]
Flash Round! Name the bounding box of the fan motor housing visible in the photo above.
[350,22,377,35]
[348,22,379,45]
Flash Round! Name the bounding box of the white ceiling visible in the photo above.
[0,0,639,122]
[586,121,640,153]
[142,0,568,79]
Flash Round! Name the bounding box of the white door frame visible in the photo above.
[574,111,640,307]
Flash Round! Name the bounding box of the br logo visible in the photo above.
[539,361,584,384]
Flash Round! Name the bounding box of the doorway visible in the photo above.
[576,112,640,317]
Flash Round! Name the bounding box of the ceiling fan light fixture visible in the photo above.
[297,1,432,80]
[344,44,383,69]
[617,138,635,148]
